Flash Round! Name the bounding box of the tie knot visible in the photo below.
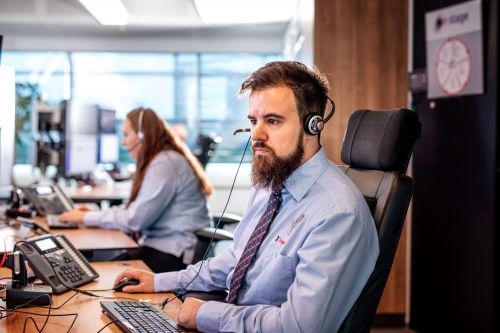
[271,186,283,198]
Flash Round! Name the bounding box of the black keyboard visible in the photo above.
[100,301,187,333]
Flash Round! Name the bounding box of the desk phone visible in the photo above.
[16,234,99,294]
[21,184,74,216]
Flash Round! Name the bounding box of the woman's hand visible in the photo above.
[59,209,87,223]
[76,204,91,212]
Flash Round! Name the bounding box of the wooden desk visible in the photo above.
[0,260,184,333]
[0,218,137,254]
[66,183,131,204]
[35,217,137,252]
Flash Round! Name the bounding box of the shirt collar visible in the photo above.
[284,147,330,202]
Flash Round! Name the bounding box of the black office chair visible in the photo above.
[192,213,241,264]
[338,108,421,333]
[193,133,222,169]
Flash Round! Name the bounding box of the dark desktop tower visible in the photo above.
[410,0,499,332]
[35,101,67,177]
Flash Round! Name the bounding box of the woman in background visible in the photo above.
[60,108,212,273]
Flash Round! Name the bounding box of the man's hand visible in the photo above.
[59,209,86,223]
[178,297,206,329]
[113,268,155,293]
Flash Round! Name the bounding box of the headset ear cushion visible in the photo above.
[304,114,324,135]
[137,110,145,142]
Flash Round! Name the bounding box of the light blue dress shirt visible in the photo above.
[84,150,211,264]
[154,148,379,332]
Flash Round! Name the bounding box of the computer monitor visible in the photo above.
[98,108,117,134]
[64,134,98,176]
[66,100,98,136]
[98,134,119,163]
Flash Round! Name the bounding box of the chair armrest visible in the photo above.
[212,213,242,227]
[196,227,234,241]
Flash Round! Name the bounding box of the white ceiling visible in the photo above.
[0,0,206,30]
[0,0,289,46]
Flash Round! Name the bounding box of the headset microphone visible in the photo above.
[127,142,141,152]
[233,128,251,135]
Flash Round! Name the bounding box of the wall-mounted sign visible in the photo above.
[425,0,483,98]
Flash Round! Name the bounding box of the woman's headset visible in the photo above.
[137,109,144,142]
[303,97,336,135]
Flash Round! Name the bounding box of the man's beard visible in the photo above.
[251,133,304,191]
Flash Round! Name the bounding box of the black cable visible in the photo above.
[96,319,120,333]
[160,136,251,309]
[1,242,80,332]
[1,292,79,332]
[19,291,79,310]
[0,304,14,320]
[14,310,79,333]
[84,287,115,292]
[14,293,52,333]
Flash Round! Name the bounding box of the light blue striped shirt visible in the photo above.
[84,150,211,264]
[154,148,379,332]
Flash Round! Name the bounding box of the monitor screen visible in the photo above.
[98,108,116,133]
[65,134,98,176]
[99,134,119,163]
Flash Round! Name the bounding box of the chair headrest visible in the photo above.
[341,108,421,173]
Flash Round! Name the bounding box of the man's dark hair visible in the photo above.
[239,61,330,124]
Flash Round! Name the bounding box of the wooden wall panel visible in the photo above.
[314,0,408,314]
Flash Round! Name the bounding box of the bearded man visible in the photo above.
[114,61,379,333]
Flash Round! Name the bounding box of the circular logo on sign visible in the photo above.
[435,37,471,95]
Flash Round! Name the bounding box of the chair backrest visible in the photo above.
[338,108,421,333]
[193,133,222,169]
[193,214,241,264]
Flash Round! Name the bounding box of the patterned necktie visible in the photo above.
[226,187,283,304]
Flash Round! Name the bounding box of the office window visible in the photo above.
[2,51,69,164]
[71,53,176,120]
[4,51,282,166]
[198,53,282,162]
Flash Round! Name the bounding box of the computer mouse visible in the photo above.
[113,278,140,292]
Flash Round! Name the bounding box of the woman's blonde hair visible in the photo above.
[126,108,213,207]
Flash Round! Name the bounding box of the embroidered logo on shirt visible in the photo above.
[287,214,304,235]
[275,235,286,245]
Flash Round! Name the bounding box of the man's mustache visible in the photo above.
[252,141,274,154]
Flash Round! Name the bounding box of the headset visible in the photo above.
[137,109,145,142]
[303,96,336,136]
[126,110,145,153]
